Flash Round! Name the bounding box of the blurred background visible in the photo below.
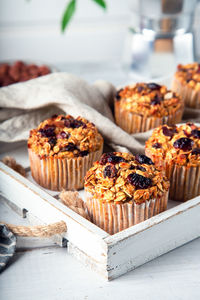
[0,0,200,83]
[0,0,132,63]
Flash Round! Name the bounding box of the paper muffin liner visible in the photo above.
[28,144,103,191]
[85,191,168,235]
[172,77,200,109]
[114,100,183,134]
[145,149,200,202]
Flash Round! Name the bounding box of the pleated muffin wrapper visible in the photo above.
[85,191,169,235]
[114,100,184,134]
[28,144,103,191]
[172,77,200,109]
[145,149,200,202]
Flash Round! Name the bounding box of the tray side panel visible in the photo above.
[0,164,108,275]
[106,203,200,280]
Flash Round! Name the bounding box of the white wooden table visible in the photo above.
[1,197,200,300]
[1,63,200,299]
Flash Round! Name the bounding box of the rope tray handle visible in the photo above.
[1,158,89,239]
[1,221,67,237]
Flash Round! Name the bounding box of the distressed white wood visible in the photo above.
[0,198,59,250]
[105,196,200,280]
[0,162,109,276]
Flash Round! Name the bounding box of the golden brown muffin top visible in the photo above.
[84,152,169,204]
[115,83,183,118]
[145,123,200,166]
[28,114,103,158]
[175,62,200,90]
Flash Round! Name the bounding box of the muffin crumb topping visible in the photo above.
[115,83,183,117]
[28,114,103,158]
[146,123,200,166]
[84,152,169,204]
[175,62,200,90]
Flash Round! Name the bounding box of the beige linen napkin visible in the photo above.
[0,72,144,153]
[0,72,199,154]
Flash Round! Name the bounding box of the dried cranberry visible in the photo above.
[57,131,69,139]
[127,173,152,189]
[72,120,84,128]
[137,86,144,93]
[82,123,87,129]
[136,165,146,171]
[162,126,177,138]
[151,94,162,105]
[135,154,154,165]
[107,155,125,164]
[48,137,57,148]
[99,153,112,165]
[152,142,162,149]
[64,118,84,128]
[64,119,72,127]
[173,138,194,151]
[79,150,89,157]
[115,89,122,101]
[39,126,55,137]
[99,153,125,165]
[191,148,200,155]
[103,165,118,178]
[129,165,135,170]
[147,83,161,90]
[61,143,77,152]
[191,129,200,139]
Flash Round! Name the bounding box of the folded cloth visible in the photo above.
[0,72,199,154]
[0,72,144,153]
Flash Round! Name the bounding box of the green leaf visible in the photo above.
[129,27,136,34]
[61,0,76,33]
[91,0,107,10]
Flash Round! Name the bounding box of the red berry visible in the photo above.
[173,138,194,151]
[147,83,161,90]
[135,154,154,165]
[162,126,177,138]
[127,173,152,189]
[103,165,118,178]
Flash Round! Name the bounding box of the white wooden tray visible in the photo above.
[0,143,200,281]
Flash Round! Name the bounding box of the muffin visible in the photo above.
[172,63,200,108]
[145,123,200,202]
[28,114,103,191]
[84,152,169,234]
[114,83,184,134]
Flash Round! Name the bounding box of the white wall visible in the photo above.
[0,0,132,64]
[0,0,200,65]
